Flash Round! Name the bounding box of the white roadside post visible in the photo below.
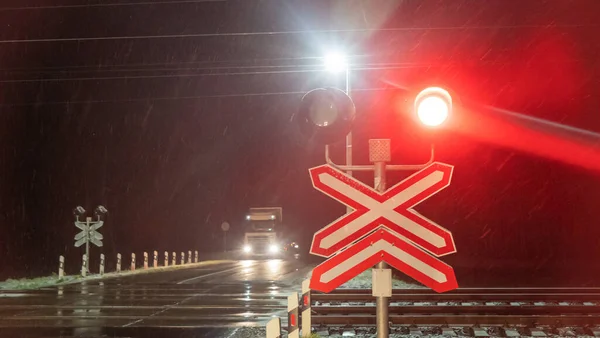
[116,253,122,273]
[180,252,185,265]
[288,293,300,338]
[99,254,105,275]
[172,252,176,266]
[131,253,136,271]
[153,251,158,268]
[143,252,149,269]
[81,254,87,277]
[194,250,198,263]
[187,250,192,264]
[58,256,65,279]
[86,250,90,275]
[266,317,282,338]
[301,279,312,337]
[164,251,169,266]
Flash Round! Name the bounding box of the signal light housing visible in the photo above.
[296,87,355,145]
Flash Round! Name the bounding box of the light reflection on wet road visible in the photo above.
[0,259,311,337]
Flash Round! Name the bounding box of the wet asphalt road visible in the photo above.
[0,258,311,337]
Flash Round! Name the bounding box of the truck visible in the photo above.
[242,207,282,256]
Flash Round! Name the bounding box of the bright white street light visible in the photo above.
[243,245,252,253]
[269,244,279,253]
[415,87,452,127]
[323,52,348,73]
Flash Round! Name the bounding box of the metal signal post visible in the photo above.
[73,205,108,272]
[297,80,456,337]
[371,140,390,337]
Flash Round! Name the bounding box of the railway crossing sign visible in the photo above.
[311,228,458,293]
[309,162,458,293]
[74,220,104,248]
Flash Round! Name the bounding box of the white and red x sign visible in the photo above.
[309,162,456,258]
[310,228,458,293]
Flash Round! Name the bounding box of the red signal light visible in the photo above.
[415,87,452,127]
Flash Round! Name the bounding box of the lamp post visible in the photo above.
[324,52,353,213]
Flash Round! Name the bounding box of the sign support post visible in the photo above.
[369,140,391,338]
[221,222,230,252]
[371,140,390,338]
[85,217,91,270]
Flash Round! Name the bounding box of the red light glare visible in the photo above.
[417,96,449,127]
[415,87,453,127]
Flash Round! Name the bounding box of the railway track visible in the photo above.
[309,287,600,327]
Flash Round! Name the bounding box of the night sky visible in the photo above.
[0,0,599,279]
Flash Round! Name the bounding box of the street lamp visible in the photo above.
[323,52,348,74]
[94,205,108,221]
[414,87,452,127]
[323,52,353,213]
[73,206,86,220]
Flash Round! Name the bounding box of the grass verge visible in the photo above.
[0,275,81,290]
[0,260,233,291]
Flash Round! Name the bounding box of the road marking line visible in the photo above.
[177,265,243,284]
[225,328,240,338]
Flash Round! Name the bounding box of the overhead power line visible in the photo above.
[0,64,412,83]
[0,68,325,83]
[0,59,590,83]
[3,62,323,76]
[0,0,225,11]
[0,52,589,74]
[0,24,595,44]
[0,55,327,72]
[0,87,395,107]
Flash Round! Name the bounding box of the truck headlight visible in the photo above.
[269,244,279,253]
[243,245,252,253]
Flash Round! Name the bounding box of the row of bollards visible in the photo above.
[266,280,312,338]
[57,250,201,278]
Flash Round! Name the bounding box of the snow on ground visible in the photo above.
[305,268,424,289]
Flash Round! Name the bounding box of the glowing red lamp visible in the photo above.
[414,87,452,127]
